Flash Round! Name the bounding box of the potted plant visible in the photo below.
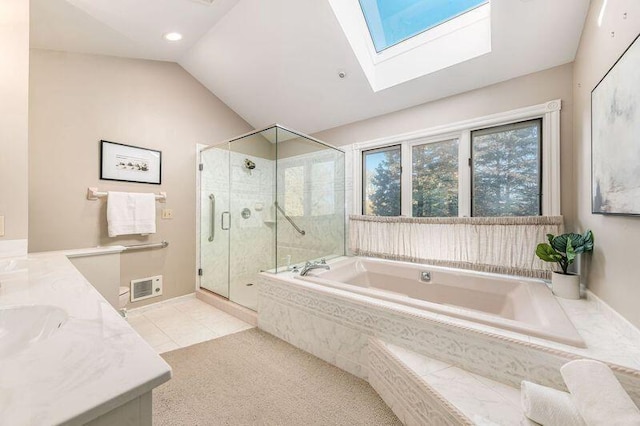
[535,230,594,299]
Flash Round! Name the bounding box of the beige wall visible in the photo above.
[0,0,29,242]
[314,64,576,222]
[29,49,252,306]
[573,0,640,327]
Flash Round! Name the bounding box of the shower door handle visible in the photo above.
[221,211,230,230]
[208,194,215,242]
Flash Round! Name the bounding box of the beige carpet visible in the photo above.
[153,328,401,426]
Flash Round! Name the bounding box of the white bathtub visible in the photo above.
[298,257,585,348]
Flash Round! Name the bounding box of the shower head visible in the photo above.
[244,159,256,170]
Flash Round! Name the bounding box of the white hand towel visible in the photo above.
[107,191,157,237]
[521,380,585,426]
[561,359,640,426]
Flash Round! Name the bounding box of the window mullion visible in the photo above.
[401,143,412,217]
[459,131,471,217]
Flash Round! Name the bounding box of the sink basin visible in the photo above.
[0,305,68,358]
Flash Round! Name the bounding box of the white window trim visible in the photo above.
[352,99,562,217]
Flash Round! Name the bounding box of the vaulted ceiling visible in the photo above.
[31,0,590,134]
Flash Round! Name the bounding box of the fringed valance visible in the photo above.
[349,215,564,279]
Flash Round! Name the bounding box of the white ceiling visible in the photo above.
[30,0,241,61]
[31,0,590,134]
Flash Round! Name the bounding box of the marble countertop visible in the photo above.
[0,252,172,425]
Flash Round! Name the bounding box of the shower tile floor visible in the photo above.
[127,295,254,353]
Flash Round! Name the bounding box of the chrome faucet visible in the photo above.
[299,259,330,276]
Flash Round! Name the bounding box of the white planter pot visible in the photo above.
[551,272,581,299]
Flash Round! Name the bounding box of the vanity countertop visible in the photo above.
[0,252,172,425]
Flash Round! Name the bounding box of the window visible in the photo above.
[358,0,489,52]
[284,166,304,217]
[355,100,561,218]
[311,161,336,216]
[363,146,401,216]
[472,120,542,217]
[281,156,342,217]
[412,139,459,217]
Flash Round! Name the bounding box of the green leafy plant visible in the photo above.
[535,231,594,275]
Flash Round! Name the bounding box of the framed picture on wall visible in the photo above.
[100,140,162,185]
[592,33,640,216]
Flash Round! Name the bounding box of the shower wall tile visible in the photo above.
[200,150,275,307]
[200,144,347,308]
[229,153,276,268]
[276,150,346,267]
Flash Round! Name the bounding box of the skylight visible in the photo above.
[328,0,491,91]
[359,0,489,52]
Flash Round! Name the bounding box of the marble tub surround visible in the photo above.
[257,265,640,407]
[300,256,585,348]
[368,338,471,425]
[368,339,534,426]
[0,252,171,425]
[529,293,640,371]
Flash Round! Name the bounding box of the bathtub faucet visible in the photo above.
[299,260,330,276]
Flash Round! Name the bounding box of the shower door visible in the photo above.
[199,129,277,311]
[199,144,230,299]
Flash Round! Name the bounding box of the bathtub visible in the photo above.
[297,257,585,348]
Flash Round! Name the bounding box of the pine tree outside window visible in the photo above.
[362,146,401,216]
[412,139,459,217]
[471,119,542,217]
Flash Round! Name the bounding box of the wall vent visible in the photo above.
[130,275,163,302]
[190,0,215,5]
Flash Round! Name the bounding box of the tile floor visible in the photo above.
[127,295,254,353]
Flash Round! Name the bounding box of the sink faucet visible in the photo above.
[299,259,330,276]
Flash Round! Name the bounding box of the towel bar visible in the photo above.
[122,241,169,251]
[87,187,166,202]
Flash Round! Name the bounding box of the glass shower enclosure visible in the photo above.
[199,125,345,311]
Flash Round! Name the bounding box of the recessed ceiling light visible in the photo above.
[163,32,183,42]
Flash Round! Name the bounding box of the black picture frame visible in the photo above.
[591,32,640,216]
[100,140,162,185]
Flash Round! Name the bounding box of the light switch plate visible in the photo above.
[161,209,174,219]
[0,216,4,237]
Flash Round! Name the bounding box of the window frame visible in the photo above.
[281,153,343,218]
[470,118,543,217]
[353,100,561,217]
[358,0,489,54]
[411,137,461,218]
[362,144,402,216]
